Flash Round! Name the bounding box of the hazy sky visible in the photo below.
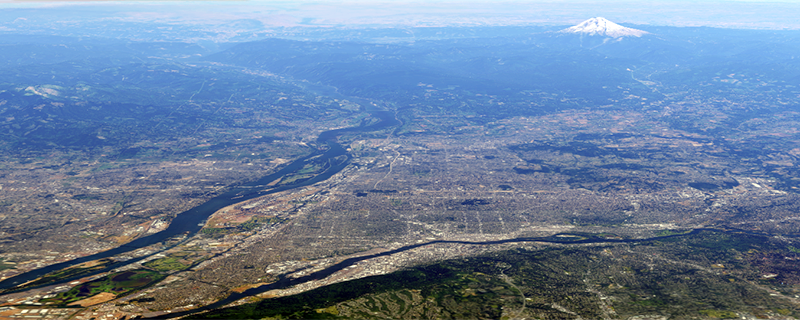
[2,0,799,30]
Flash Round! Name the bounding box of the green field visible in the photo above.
[143,257,190,272]
[0,258,14,271]
[42,269,165,305]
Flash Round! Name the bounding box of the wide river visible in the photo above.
[0,101,399,292]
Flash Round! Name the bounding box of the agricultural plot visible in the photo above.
[42,270,164,306]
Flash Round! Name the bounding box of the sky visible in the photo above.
[1,0,800,30]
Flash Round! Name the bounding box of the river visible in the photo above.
[149,227,775,319]
[0,98,399,292]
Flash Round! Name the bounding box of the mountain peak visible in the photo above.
[561,17,649,38]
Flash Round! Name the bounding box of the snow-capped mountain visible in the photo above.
[561,17,649,38]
